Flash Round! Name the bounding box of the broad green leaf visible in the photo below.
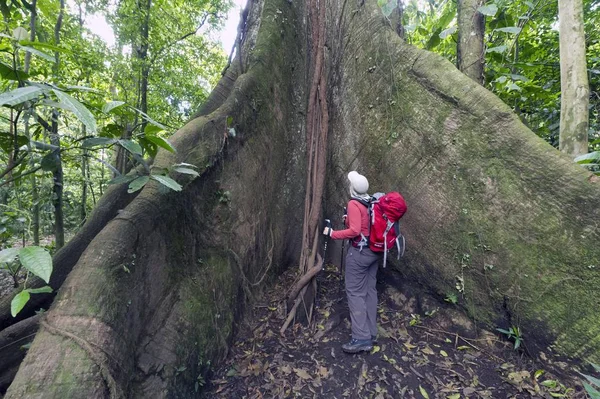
[102,101,125,114]
[82,137,117,148]
[12,27,28,41]
[65,85,100,93]
[131,107,168,130]
[419,385,430,399]
[18,40,71,54]
[128,176,150,193]
[437,3,456,30]
[486,45,508,53]
[108,174,138,185]
[507,82,522,92]
[17,46,55,62]
[118,139,143,156]
[144,135,176,153]
[40,152,58,172]
[27,286,53,294]
[478,4,498,16]
[0,86,44,107]
[381,1,396,17]
[495,27,521,34]
[426,28,442,49]
[144,124,164,135]
[0,62,29,81]
[173,167,199,177]
[19,246,52,283]
[574,151,600,164]
[100,123,123,138]
[510,74,529,82]
[11,290,30,317]
[581,372,600,389]
[172,163,197,168]
[583,382,600,399]
[52,89,97,133]
[0,247,19,263]
[150,174,182,191]
[0,132,28,152]
[139,137,158,158]
[439,26,457,39]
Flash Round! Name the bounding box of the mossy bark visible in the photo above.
[5,0,600,396]
[327,2,600,363]
[6,0,307,397]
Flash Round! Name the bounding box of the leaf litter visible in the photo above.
[202,264,585,398]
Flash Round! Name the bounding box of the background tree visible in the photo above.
[457,0,486,83]
[558,0,590,158]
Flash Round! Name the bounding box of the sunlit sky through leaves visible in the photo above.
[66,0,248,53]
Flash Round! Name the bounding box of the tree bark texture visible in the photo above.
[558,0,590,158]
[457,0,485,84]
[5,0,600,396]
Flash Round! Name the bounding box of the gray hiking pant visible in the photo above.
[345,246,381,341]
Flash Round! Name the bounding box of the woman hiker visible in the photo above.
[323,171,381,354]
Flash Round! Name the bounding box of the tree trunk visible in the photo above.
[50,112,64,250]
[457,0,485,84]
[5,0,600,396]
[558,0,589,158]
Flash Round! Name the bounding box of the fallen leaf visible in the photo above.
[294,368,312,380]
[447,394,460,399]
[419,385,430,398]
[371,345,381,354]
[440,350,448,357]
[404,342,416,350]
[422,346,435,355]
[318,366,330,379]
[281,365,292,375]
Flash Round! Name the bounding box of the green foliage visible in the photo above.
[497,326,523,350]
[401,0,600,152]
[579,363,600,399]
[1,245,54,316]
[444,292,458,304]
[0,0,229,251]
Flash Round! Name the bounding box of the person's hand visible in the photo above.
[342,214,347,222]
[323,227,332,237]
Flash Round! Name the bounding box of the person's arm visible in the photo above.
[330,201,362,240]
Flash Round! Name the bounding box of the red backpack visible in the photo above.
[352,192,407,267]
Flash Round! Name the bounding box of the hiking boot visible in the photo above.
[371,335,378,344]
[342,338,373,354]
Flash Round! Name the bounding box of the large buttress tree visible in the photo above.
[4,0,600,396]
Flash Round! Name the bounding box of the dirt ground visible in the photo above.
[202,263,589,399]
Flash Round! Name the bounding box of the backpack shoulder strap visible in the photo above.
[350,197,370,208]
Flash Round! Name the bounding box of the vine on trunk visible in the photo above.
[282,0,329,332]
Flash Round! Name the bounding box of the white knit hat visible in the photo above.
[348,171,369,198]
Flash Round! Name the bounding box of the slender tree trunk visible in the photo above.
[25,0,40,245]
[50,112,64,249]
[50,0,65,249]
[396,0,405,39]
[457,0,485,84]
[23,0,37,73]
[558,0,589,158]
[80,149,88,224]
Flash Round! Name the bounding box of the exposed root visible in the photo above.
[40,320,123,399]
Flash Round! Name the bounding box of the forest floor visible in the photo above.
[202,263,588,399]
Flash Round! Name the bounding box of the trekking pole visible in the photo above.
[323,219,331,260]
[315,218,331,312]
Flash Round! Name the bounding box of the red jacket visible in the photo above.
[331,199,369,240]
